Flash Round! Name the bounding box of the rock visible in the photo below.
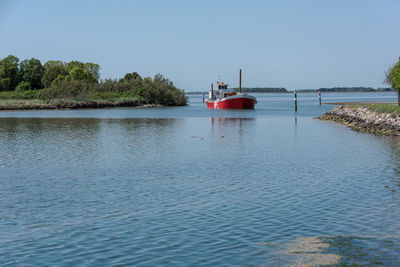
[316,106,400,136]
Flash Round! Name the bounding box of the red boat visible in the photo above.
[206,70,257,109]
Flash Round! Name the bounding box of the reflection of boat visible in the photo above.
[206,70,257,109]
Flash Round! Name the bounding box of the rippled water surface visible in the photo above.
[1,93,399,266]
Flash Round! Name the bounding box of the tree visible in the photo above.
[42,60,69,88]
[386,57,400,106]
[66,60,85,71]
[67,61,100,82]
[84,63,100,81]
[384,66,393,86]
[123,72,142,81]
[153,73,172,86]
[20,58,44,89]
[15,81,31,92]
[0,55,20,91]
[69,66,97,83]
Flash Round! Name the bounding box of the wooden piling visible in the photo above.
[239,69,242,94]
[318,91,321,105]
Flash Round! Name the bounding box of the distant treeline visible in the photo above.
[186,87,288,94]
[298,87,393,92]
[218,87,288,93]
[0,55,186,106]
[234,87,287,93]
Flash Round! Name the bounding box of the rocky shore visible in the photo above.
[317,105,400,135]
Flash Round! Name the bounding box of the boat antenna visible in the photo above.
[239,69,242,94]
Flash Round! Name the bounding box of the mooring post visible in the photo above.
[294,89,298,112]
[318,91,321,105]
[239,69,242,94]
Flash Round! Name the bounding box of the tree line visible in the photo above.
[236,87,287,93]
[0,55,186,106]
[298,87,392,93]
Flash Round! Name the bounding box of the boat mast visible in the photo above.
[239,69,242,94]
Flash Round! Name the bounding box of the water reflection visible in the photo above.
[0,118,103,168]
[208,117,255,139]
[1,115,400,266]
[0,118,184,171]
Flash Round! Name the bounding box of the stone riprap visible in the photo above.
[317,106,400,135]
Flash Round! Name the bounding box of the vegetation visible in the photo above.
[0,55,20,91]
[298,87,392,92]
[20,58,44,90]
[385,57,400,106]
[351,103,400,115]
[0,55,187,108]
[238,87,287,93]
[0,89,43,100]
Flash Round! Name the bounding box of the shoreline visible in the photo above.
[186,91,396,95]
[324,101,396,105]
[317,105,400,135]
[0,99,165,111]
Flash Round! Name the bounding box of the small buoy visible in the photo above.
[221,136,224,138]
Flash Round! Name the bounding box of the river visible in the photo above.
[0,92,399,266]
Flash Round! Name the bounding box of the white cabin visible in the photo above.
[209,81,237,99]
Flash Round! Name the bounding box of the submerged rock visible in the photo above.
[317,106,400,135]
[285,237,340,266]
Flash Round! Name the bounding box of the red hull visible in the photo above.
[206,95,256,109]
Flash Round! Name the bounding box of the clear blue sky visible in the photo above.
[0,0,399,91]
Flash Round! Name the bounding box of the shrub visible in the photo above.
[41,79,96,99]
[90,91,143,101]
[0,89,42,99]
[15,81,31,92]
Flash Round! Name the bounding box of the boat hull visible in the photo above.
[206,95,256,109]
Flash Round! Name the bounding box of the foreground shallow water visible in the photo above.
[0,93,399,265]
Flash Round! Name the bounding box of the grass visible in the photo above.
[0,99,48,105]
[0,89,43,100]
[0,97,146,110]
[351,103,400,115]
[0,90,147,110]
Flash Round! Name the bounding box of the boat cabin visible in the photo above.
[209,81,237,99]
[217,83,228,90]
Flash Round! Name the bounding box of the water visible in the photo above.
[1,92,399,266]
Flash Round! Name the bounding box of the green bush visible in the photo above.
[15,81,31,92]
[41,74,187,106]
[0,89,42,99]
[90,91,143,101]
[41,79,96,99]
[0,55,187,106]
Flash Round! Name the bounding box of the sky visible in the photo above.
[0,0,399,91]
